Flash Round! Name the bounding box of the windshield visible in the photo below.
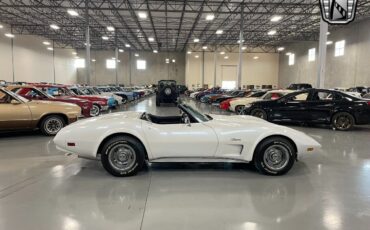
[181,104,211,122]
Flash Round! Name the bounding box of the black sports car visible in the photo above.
[243,89,370,131]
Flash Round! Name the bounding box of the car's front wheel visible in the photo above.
[235,105,245,114]
[251,108,267,120]
[332,112,354,131]
[253,137,296,175]
[90,104,101,117]
[101,136,145,177]
[40,115,66,136]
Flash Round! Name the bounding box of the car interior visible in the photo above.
[141,106,196,125]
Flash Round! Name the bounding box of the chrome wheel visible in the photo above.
[44,118,63,135]
[90,104,100,117]
[108,144,137,172]
[334,114,352,130]
[263,145,290,171]
[251,109,266,119]
[235,106,244,114]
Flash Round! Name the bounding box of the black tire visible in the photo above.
[235,105,245,114]
[253,137,296,175]
[332,112,355,131]
[251,108,268,120]
[101,136,145,177]
[40,115,66,136]
[90,104,101,117]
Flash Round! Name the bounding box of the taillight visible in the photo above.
[367,101,370,106]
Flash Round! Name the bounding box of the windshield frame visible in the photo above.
[179,104,212,123]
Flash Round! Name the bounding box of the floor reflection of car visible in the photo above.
[54,104,320,177]
[0,87,80,135]
[243,89,370,131]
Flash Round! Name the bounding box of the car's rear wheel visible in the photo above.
[253,137,295,175]
[90,104,101,117]
[251,108,267,120]
[332,112,354,131]
[235,105,245,114]
[101,136,145,177]
[40,115,66,136]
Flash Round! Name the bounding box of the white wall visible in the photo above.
[77,50,185,86]
[0,25,77,84]
[185,51,279,89]
[278,19,370,88]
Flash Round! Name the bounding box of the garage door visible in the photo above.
[221,65,237,89]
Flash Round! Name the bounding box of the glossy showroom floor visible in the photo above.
[1,96,370,230]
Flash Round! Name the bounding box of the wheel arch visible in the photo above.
[97,132,149,160]
[252,135,298,161]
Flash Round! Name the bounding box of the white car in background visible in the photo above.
[54,104,320,177]
[229,90,295,114]
[81,87,123,105]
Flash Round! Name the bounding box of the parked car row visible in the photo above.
[0,82,155,135]
[186,84,370,131]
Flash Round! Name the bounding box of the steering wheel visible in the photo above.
[181,113,190,124]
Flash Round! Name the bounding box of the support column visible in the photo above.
[115,47,119,86]
[201,51,205,87]
[316,18,328,89]
[11,26,15,82]
[52,40,56,83]
[85,0,91,85]
[237,3,244,90]
[129,51,132,86]
[213,51,217,87]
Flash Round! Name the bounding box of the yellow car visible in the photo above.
[0,87,81,135]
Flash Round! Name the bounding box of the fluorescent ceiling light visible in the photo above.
[326,41,333,45]
[271,15,282,22]
[237,39,245,43]
[253,56,259,60]
[172,59,176,63]
[286,52,292,56]
[91,59,96,62]
[220,51,225,55]
[5,33,14,38]
[112,57,116,60]
[277,47,285,51]
[165,58,170,64]
[153,50,158,53]
[102,36,109,40]
[268,30,277,35]
[206,14,215,21]
[138,12,147,19]
[216,30,223,35]
[119,49,124,52]
[107,26,115,31]
[224,56,229,59]
[134,53,139,57]
[242,46,247,50]
[117,60,121,63]
[202,46,207,50]
[125,44,131,47]
[193,38,199,43]
[72,52,77,55]
[50,24,60,30]
[187,51,192,54]
[148,37,155,42]
[327,32,330,35]
[47,47,53,51]
[0,25,3,29]
[43,41,51,45]
[67,9,79,16]
[84,42,91,46]
[194,55,199,58]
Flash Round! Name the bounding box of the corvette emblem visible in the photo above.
[319,0,358,24]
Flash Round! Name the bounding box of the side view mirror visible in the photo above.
[183,114,191,127]
[11,99,21,105]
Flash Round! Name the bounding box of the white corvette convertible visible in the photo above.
[54,104,320,177]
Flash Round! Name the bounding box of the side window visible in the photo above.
[312,91,342,101]
[0,91,12,104]
[287,92,308,101]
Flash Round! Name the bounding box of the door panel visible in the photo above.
[142,121,218,158]
[0,103,32,130]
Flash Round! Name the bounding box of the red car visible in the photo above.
[7,85,93,117]
[33,84,109,117]
[219,98,237,111]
